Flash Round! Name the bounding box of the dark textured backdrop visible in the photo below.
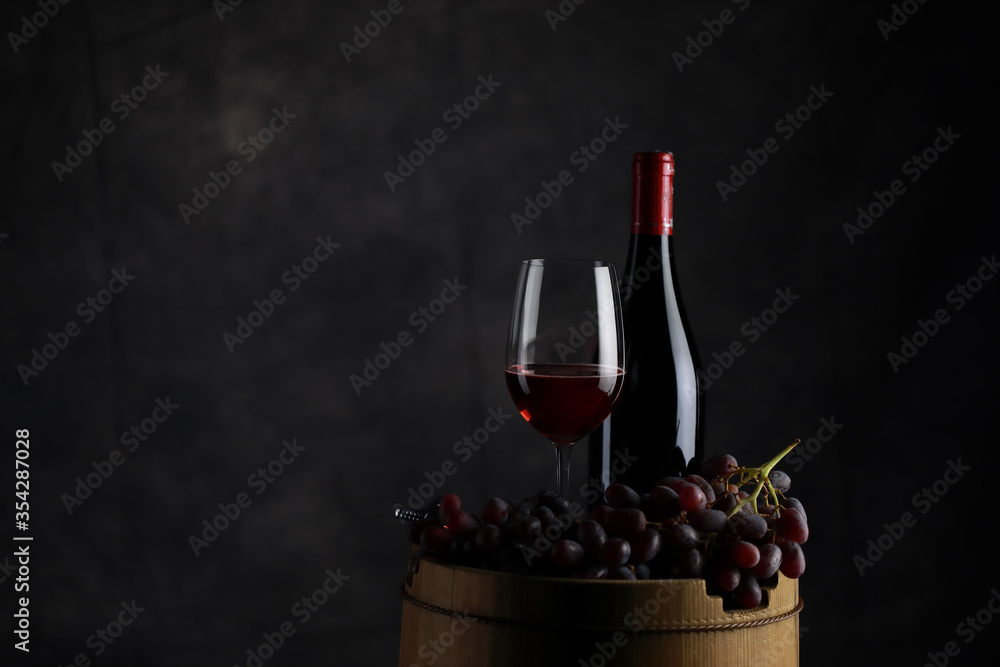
[1,1,997,665]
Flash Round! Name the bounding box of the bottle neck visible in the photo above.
[621,233,674,303]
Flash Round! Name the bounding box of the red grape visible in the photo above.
[445,509,479,536]
[655,476,684,489]
[605,483,641,509]
[779,541,806,578]
[650,485,681,516]
[474,524,501,552]
[570,563,608,579]
[481,498,510,526]
[551,540,584,567]
[591,504,614,526]
[676,482,708,513]
[600,538,631,566]
[420,525,454,556]
[438,493,461,524]
[730,540,761,569]
[662,523,699,550]
[576,519,607,556]
[712,492,738,513]
[628,528,662,564]
[405,516,439,545]
[535,490,570,515]
[607,565,637,580]
[606,508,646,537]
[530,506,557,527]
[515,515,541,542]
[688,509,727,534]
[514,499,534,516]
[768,470,791,493]
[777,508,809,544]
[676,548,705,578]
[685,474,716,504]
[713,564,740,592]
[728,512,767,540]
[545,494,572,516]
[752,543,782,579]
[701,454,739,479]
[400,448,808,611]
[782,497,807,521]
[733,572,762,608]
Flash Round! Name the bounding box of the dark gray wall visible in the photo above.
[1,1,995,665]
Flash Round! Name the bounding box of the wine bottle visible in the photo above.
[587,151,703,498]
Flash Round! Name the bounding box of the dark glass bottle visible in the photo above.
[587,152,703,500]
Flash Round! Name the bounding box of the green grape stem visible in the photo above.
[725,440,801,519]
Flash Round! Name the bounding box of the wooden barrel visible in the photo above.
[399,555,802,667]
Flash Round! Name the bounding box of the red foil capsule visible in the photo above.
[631,152,674,236]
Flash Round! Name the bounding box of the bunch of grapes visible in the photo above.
[403,442,808,609]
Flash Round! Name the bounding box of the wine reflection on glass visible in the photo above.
[504,259,625,499]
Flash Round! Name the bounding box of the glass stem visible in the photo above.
[554,443,573,499]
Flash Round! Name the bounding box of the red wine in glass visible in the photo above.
[505,259,625,499]
[505,363,625,444]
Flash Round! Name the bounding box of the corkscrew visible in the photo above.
[394,496,441,522]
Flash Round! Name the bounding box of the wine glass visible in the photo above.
[505,259,625,499]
